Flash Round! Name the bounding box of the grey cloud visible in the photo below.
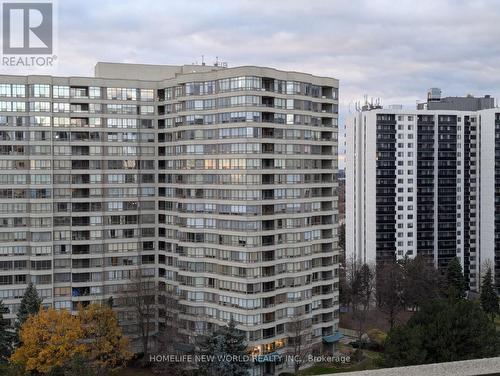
[3,0,500,129]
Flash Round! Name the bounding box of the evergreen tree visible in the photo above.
[480,267,499,321]
[383,298,500,367]
[446,257,467,300]
[198,318,250,376]
[14,282,42,344]
[0,300,12,362]
[401,255,443,310]
[382,325,426,366]
[106,296,114,308]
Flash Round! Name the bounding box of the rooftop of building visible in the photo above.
[356,88,497,113]
[417,87,495,111]
[0,62,339,87]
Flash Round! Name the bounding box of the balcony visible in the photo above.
[262,205,274,215]
[70,86,89,98]
[70,103,89,113]
[262,266,275,277]
[263,312,275,324]
[262,143,274,153]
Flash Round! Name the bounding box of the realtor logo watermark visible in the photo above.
[1,1,57,67]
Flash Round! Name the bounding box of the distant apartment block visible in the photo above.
[347,90,500,293]
[0,62,340,375]
[417,88,495,111]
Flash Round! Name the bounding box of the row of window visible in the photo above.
[171,112,336,127]
[182,97,333,113]
[161,187,331,200]
[0,187,156,199]
[0,130,155,142]
[0,145,156,156]
[163,173,332,185]
[175,229,324,246]
[0,101,155,114]
[180,77,337,99]
[0,116,154,129]
[0,84,154,101]
[175,216,329,231]
[177,243,324,262]
[167,127,330,141]
[0,242,153,256]
[164,158,328,170]
[163,143,328,156]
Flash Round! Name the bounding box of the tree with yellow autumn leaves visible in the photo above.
[10,307,85,373]
[10,303,132,375]
[78,303,133,375]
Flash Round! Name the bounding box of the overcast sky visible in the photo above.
[3,0,500,160]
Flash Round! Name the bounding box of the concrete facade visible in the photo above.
[347,104,500,292]
[0,62,340,374]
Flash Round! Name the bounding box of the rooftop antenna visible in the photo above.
[201,55,205,66]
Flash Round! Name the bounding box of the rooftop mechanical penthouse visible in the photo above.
[0,62,340,375]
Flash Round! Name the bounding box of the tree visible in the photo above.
[359,263,375,311]
[287,314,313,375]
[0,362,23,376]
[64,356,97,376]
[377,261,404,329]
[11,304,132,375]
[106,296,114,308]
[401,255,443,310]
[78,303,132,376]
[154,285,192,375]
[480,267,499,321]
[338,223,345,255]
[0,300,12,363]
[446,257,467,300]
[383,325,426,366]
[198,318,250,376]
[339,256,355,309]
[354,263,375,343]
[10,308,86,374]
[14,282,42,344]
[341,258,375,342]
[118,269,156,355]
[43,356,98,376]
[343,257,374,312]
[383,298,500,367]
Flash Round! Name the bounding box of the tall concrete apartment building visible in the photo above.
[346,90,499,293]
[0,62,340,373]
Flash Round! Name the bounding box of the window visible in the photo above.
[140,89,154,101]
[89,87,101,99]
[53,86,70,98]
[31,84,50,98]
[0,84,11,97]
[140,105,154,114]
[12,85,25,97]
